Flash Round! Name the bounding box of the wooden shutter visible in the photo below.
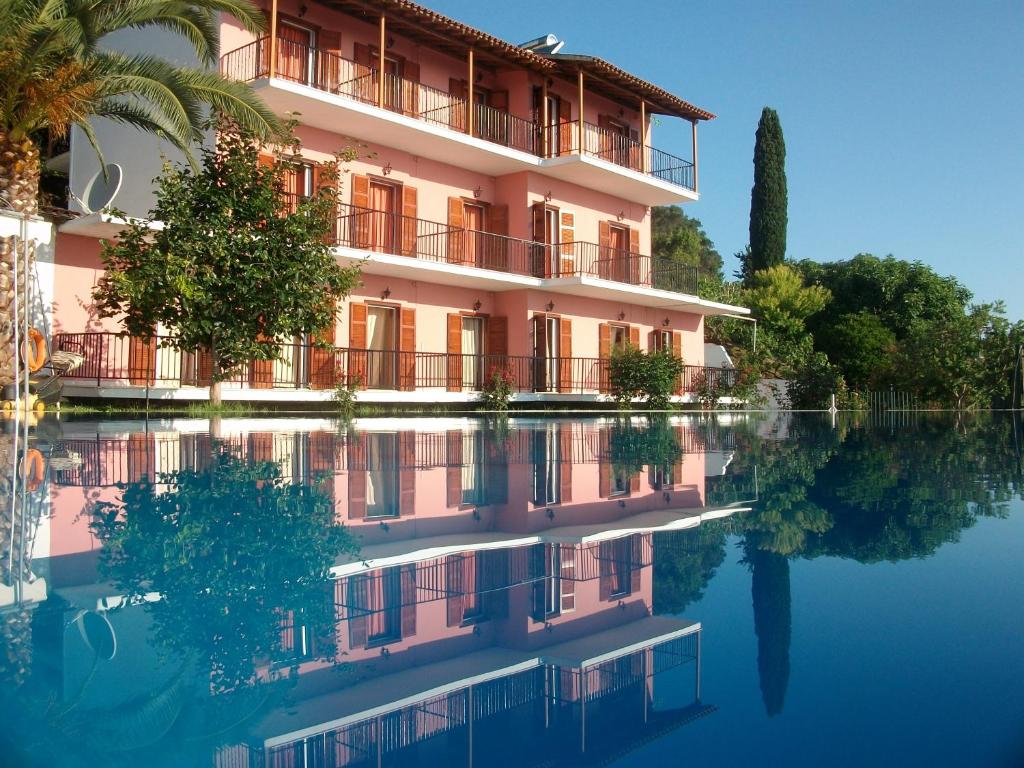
[629,227,641,284]
[558,98,573,155]
[446,431,463,507]
[598,323,611,394]
[532,202,549,277]
[353,42,374,103]
[249,334,275,389]
[446,313,462,392]
[558,318,572,393]
[491,90,509,112]
[400,564,417,637]
[487,204,509,271]
[629,326,640,349]
[533,314,547,392]
[488,316,508,382]
[629,126,642,170]
[348,577,368,648]
[127,433,154,483]
[598,221,612,280]
[351,175,371,248]
[559,211,575,274]
[309,315,337,390]
[195,347,214,386]
[402,61,420,117]
[597,114,614,159]
[673,331,683,394]
[401,185,417,256]
[258,152,276,169]
[445,555,464,626]
[598,542,612,601]
[559,424,573,503]
[559,545,576,612]
[348,303,367,388]
[399,307,416,391]
[447,197,465,264]
[630,471,641,494]
[319,29,341,92]
[128,334,157,386]
[347,433,367,519]
[629,535,643,593]
[449,78,468,130]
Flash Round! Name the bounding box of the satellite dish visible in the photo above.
[79,163,123,214]
[74,609,117,660]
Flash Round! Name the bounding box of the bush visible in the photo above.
[788,352,848,409]
[608,346,684,409]
[480,366,516,411]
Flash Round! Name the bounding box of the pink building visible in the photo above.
[47,0,749,403]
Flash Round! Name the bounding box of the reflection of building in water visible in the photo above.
[31,418,746,766]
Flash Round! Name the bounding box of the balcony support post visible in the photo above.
[691,118,699,193]
[268,0,278,79]
[467,48,475,137]
[640,99,648,173]
[577,70,585,156]
[541,78,549,156]
[377,15,386,108]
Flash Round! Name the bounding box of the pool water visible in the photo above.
[1,413,1022,767]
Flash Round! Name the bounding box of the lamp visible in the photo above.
[617,311,626,321]
[381,287,391,300]
[616,210,625,221]
[545,507,555,520]
[546,301,555,312]
[382,161,392,176]
[662,318,671,327]
[473,185,482,198]
[473,300,482,311]
[544,190,553,203]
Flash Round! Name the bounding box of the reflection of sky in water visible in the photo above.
[1,414,1022,767]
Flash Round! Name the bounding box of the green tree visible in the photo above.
[651,205,723,281]
[744,107,788,281]
[0,0,282,386]
[816,311,896,390]
[94,122,360,405]
[746,264,831,375]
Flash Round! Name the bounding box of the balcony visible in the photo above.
[327,202,699,296]
[53,332,738,398]
[220,38,698,205]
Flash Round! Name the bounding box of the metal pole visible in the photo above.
[695,630,702,702]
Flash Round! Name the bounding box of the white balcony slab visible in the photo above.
[334,245,542,290]
[541,274,750,316]
[538,152,698,206]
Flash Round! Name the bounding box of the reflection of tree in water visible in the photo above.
[1,446,358,767]
[748,546,790,717]
[652,523,727,615]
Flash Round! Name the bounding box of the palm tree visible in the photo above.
[0,0,283,385]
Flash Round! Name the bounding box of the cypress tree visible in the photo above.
[744,107,788,282]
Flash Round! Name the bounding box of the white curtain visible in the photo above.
[546,318,559,389]
[461,432,482,504]
[366,434,398,517]
[461,318,482,390]
[366,308,394,388]
[272,336,298,387]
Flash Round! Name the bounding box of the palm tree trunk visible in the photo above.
[0,131,41,387]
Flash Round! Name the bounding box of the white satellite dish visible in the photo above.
[78,163,123,214]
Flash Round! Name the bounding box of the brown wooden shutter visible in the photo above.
[400,564,417,637]
[348,303,367,388]
[446,431,463,507]
[629,227,641,284]
[629,126,641,170]
[127,433,154,483]
[630,472,641,494]
[629,534,643,593]
[447,197,465,264]
[401,185,417,256]
[445,555,464,626]
[353,42,374,103]
[195,347,213,386]
[673,331,683,394]
[399,431,416,515]
[599,427,612,498]
[319,29,341,92]
[309,314,337,390]
[598,542,612,601]
[446,313,462,392]
[598,323,611,394]
[559,211,575,274]
[559,424,573,503]
[629,326,640,349]
[488,316,508,382]
[402,61,420,117]
[399,307,416,391]
[597,114,614,159]
[351,175,371,248]
[258,152,276,169]
[487,204,509,271]
[491,90,509,112]
[532,202,549,277]
[249,334,275,389]
[348,577,368,648]
[533,314,548,392]
[558,318,572,393]
[348,433,367,519]
[128,334,157,386]
[598,221,612,280]
[558,98,573,154]
[449,78,468,130]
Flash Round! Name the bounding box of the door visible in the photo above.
[545,207,560,276]
[463,202,486,267]
[368,181,397,254]
[461,316,485,390]
[545,95,560,157]
[365,305,397,389]
[608,225,630,282]
[382,56,402,112]
[533,315,560,391]
[277,22,314,84]
[282,162,314,213]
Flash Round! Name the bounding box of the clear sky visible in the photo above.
[429,0,1024,319]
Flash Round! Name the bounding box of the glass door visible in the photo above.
[461,316,485,390]
[368,180,397,254]
[545,316,560,391]
[365,305,397,389]
[463,203,486,267]
[277,21,314,84]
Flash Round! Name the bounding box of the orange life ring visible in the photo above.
[20,327,47,373]
[21,448,45,492]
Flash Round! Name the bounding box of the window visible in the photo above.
[653,329,672,353]
[531,425,562,506]
[349,568,402,646]
[460,315,486,390]
[610,324,630,352]
[276,21,315,85]
[365,432,400,518]
[460,431,486,506]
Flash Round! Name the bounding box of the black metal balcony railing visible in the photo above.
[220,37,696,190]
[53,332,737,395]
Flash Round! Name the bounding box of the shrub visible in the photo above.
[608,346,684,409]
[788,352,848,409]
[480,366,516,411]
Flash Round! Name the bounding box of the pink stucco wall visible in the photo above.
[50,233,122,335]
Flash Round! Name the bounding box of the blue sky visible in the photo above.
[430,0,1024,319]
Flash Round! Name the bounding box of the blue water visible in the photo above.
[1,413,1022,767]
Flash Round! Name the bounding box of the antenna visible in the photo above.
[75,163,123,214]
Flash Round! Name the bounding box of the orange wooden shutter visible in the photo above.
[258,152,276,168]
[309,314,337,390]
[128,334,157,386]
[446,313,462,391]
[319,29,341,92]
[559,211,575,274]
[598,323,611,393]
[401,185,417,256]
[488,316,508,379]
[598,220,612,279]
[348,303,367,388]
[488,204,509,271]
[353,42,374,102]
[628,227,641,284]
[402,61,420,117]
[532,202,549,277]
[446,431,463,507]
[347,433,367,519]
[673,331,683,394]
[195,347,213,386]
[399,431,416,515]
[449,78,468,130]
[558,318,572,393]
[400,564,417,637]
[558,98,573,154]
[351,174,371,248]
[533,314,548,391]
[598,428,611,498]
[249,334,274,389]
[629,326,640,349]
[629,126,641,170]
[399,307,416,391]
[447,197,465,263]
[559,424,573,503]
[127,433,154,483]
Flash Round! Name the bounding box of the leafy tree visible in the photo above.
[651,205,723,281]
[744,107,788,282]
[788,352,848,410]
[815,311,896,390]
[94,122,360,404]
[607,346,684,409]
[652,524,727,615]
[0,0,282,386]
[746,264,831,375]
